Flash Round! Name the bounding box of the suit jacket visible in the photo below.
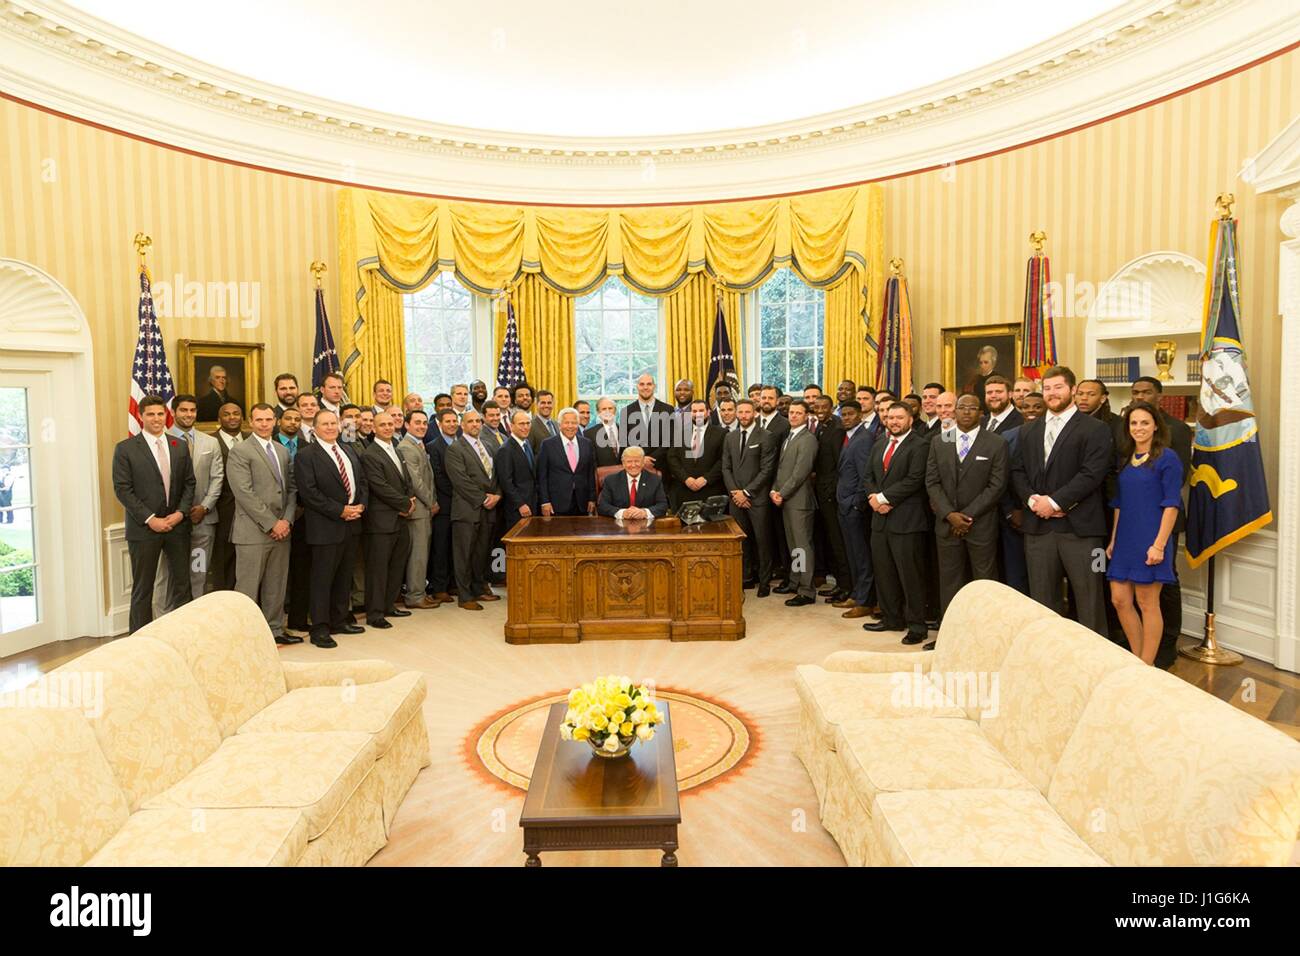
[597,469,668,518]
[772,428,817,510]
[619,399,676,467]
[396,434,435,514]
[1010,408,1114,537]
[858,413,884,449]
[479,427,506,456]
[442,435,500,523]
[527,414,560,453]
[295,440,368,546]
[170,427,223,524]
[227,436,296,545]
[214,431,249,524]
[836,425,874,511]
[925,429,1008,539]
[495,436,539,520]
[537,434,597,513]
[864,431,930,533]
[666,422,726,501]
[982,407,1024,435]
[585,421,624,467]
[426,433,457,513]
[361,439,415,534]
[756,411,791,450]
[721,425,777,501]
[813,418,846,497]
[112,432,197,542]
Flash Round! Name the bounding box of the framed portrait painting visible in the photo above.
[941,324,1022,402]
[175,340,265,429]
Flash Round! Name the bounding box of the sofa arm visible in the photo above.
[822,649,935,674]
[281,659,399,690]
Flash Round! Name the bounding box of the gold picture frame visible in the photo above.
[175,339,265,432]
[941,324,1023,399]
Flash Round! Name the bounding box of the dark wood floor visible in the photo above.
[2,628,1296,740]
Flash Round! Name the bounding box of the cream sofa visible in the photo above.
[0,591,430,866]
[795,579,1300,866]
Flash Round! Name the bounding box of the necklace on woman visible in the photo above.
[1132,450,1150,466]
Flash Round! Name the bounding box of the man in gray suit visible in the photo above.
[226,403,296,643]
[769,399,818,606]
[398,409,439,609]
[154,393,223,616]
[442,408,502,610]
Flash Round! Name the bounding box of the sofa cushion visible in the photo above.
[795,665,967,752]
[235,672,426,755]
[142,731,377,841]
[980,620,1142,793]
[141,591,288,737]
[1049,666,1300,866]
[872,789,1107,866]
[52,636,222,810]
[930,580,1058,717]
[0,705,130,866]
[86,808,308,867]
[835,718,1035,809]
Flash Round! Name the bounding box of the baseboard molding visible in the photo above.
[102,523,130,637]
[1178,529,1281,666]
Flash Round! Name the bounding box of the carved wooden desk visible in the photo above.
[502,515,745,643]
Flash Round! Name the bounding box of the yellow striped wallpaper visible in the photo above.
[0,42,1296,559]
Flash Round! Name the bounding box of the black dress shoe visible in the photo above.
[386,608,412,618]
[274,634,303,645]
[742,579,757,589]
[772,584,797,595]
[330,624,364,635]
[756,584,771,598]
[310,634,338,648]
[784,594,815,607]
[862,621,894,632]
[901,632,928,645]
[368,619,393,629]
[922,640,937,651]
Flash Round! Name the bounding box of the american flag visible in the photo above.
[312,286,342,391]
[128,266,175,434]
[496,297,527,389]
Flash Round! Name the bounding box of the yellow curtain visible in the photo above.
[821,184,885,391]
[494,275,577,407]
[664,274,743,394]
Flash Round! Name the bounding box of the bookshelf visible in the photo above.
[1083,251,1205,422]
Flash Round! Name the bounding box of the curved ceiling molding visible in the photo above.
[1,0,1299,203]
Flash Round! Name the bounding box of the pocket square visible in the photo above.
[976,455,989,461]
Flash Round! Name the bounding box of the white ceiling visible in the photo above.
[63,0,1124,137]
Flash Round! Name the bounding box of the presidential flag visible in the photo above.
[127,265,174,434]
[311,286,341,391]
[1185,215,1272,567]
[1020,247,1057,380]
[705,293,738,397]
[875,272,913,396]
[496,296,527,389]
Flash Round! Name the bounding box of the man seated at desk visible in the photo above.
[597,446,668,521]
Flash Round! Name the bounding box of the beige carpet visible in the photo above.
[278,587,926,867]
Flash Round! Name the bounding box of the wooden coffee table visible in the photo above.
[519,701,681,866]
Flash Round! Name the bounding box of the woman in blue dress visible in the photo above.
[1105,400,1183,664]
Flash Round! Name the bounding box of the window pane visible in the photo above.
[760,303,786,348]
[631,309,658,351]
[602,281,629,310]
[0,567,36,634]
[603,311,630,352]
[603,354,633,398]
[760,350,784,390]
[0,517,33,568]
[404,274,474,398]
[788,300,816,347]
[789,349,817,390]
[576,278,658,403]
[757,269,823,393]
[578,358,602,396]
[0,388,28,448]
[0,447,30,508]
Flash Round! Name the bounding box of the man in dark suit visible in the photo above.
[113,394,196,633]
[360,408,416,628]
[538,408,597,516]
[441,409,502,610]
[620,374,676,480]
[667,400,726,510]
[834,401,876,619]
[722,399,778,595]
[1010,365,1114,636]
[196,365,243,422]
[981,374,1023,435]
[425,408,460,603]
[585,397,623,467]
[862,403,931,645]
[1130,376,1193,668]
[770,400,818,606]
[757,384,792,585]
[811,396,850,603]
[209,402,247,590]
[597,446,669,519]
[496,408,539,532]
[926,395,1009,643]
[295,410,367,647]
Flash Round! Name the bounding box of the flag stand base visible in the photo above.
[1179,612,1243,666]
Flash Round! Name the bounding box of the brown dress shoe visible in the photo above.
[476,592,501,602]
[406,596,440,609]
[841,606,874,619]
[432,592,454,603]
[832,597,859,609]
[459,601,483,611]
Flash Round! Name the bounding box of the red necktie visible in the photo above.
[841,432,849,449]
[629,478,637,507]
[332,445,352,500]
[882,437,899,472]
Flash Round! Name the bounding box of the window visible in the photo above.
[403,272,474,398]
[575,277,659,407]
[757,268,824,393]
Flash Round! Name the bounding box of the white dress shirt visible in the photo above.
[1030,403,1078,512]
[875,429,911,506]
[316,438,356,504]
[217,429,243,451]
[986,407,1013,431]
[376,437,403,471]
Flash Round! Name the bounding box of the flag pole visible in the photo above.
[310,260,326,289]
[134,232,152,271]
[1179,193,1243,667]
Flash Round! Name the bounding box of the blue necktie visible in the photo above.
[958,433,970,462]
[264,441,283,486]
[523,441,534,468]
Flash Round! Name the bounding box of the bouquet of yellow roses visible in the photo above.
[559,675,661,756]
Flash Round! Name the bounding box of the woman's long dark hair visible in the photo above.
[1117,400,1169,467]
